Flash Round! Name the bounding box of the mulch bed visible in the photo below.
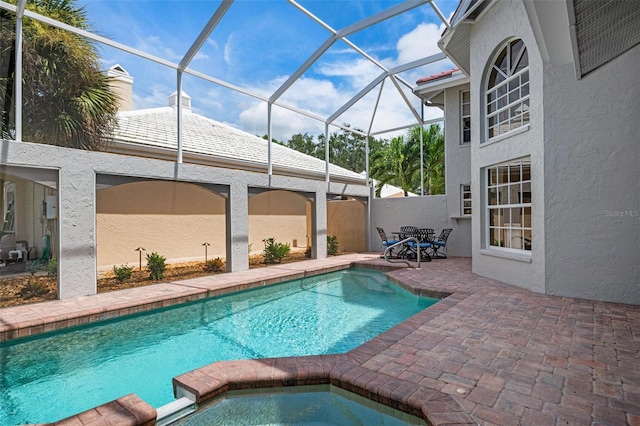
[0,252,312,308]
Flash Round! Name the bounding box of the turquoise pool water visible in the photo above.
[174,385,426,425]
[0,268,437,425]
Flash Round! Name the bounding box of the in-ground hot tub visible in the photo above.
[171,384,426,425]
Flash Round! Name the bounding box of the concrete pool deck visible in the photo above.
[2,254,639,425]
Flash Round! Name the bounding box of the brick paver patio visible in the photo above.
[1,254,639,425]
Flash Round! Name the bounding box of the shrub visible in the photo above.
[45,258,57,276]
[204,257,224,272]
[327,235,339,256]
[146,252,166,280]
[262,238,290,264]
[113,265,133,282]
[305,246,312,258]
[20,278,50,299]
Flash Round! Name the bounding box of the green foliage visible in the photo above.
[369,124,445,196]
[276,126,385,174]
[203,257,224,272]
[262,238,291,264]
[112,265,133,282]
[327,235,339,255]
[20,278,50,299]
[45,258,57,276]
[146,252,166,281]
[0,0,118,148]
[305,246,312,258]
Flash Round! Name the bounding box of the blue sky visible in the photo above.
[82,0,459,140]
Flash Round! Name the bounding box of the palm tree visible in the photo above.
[407,124,445,195]
[369,135,421,197]
[0,0,118,150]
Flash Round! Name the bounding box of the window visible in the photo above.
[461,184,471,215]
[461,90,471,144]
[486,159,531,252]
[485,39,529,141]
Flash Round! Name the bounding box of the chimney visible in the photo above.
[168,91,192,111]
[107,64,134,111]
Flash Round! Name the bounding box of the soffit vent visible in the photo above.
[573,0,640,77]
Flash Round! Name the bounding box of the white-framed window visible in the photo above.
[485,39,529,141]
[486,159,531,252]
[461,184,471,215]
[461,90,471,144]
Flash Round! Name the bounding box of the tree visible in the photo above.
[0,0,118,150]
[316,125,385,173]
[369,124,445,196]
[369,135,421,197]
[407,124,445,195]
[278,132,317,157]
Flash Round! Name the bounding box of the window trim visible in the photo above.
[461,183,471,216]
[460,90,471,145]
[484,158,532,255]
[484,39,530,143]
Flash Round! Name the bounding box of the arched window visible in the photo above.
[485,39,529,140]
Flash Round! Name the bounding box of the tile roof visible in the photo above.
[416,68,459,85]
[112,106,364,182]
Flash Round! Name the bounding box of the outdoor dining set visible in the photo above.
[376,226,452,261]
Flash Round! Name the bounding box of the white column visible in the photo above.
[226,181,249,272]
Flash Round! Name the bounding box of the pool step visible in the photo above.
[156,397,197,426]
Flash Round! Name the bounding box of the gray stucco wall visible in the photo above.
[0,141,369,299]
[371,195,470,258]
[443,83,472,257]
[543,45,640,304]
[469,0,546,294]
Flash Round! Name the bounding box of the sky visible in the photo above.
[81,0,459,141]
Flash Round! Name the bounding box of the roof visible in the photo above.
[111,104,365,184]
[416,68,460,85]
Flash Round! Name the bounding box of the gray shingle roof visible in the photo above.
[112,106,365,182]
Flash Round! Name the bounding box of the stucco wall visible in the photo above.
[372,195,448,251]
[443,83,473,257]
[0,140,369,299]
[249,190,308,252]
[542,45,640,303]
[96,181,226,268]
[469,0,546,293]
[327,199,366,253]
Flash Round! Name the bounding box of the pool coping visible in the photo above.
[4,254,475,425]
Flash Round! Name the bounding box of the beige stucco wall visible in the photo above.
[327,199,366,252]
[248,190,309,252]
[96,181,226,268]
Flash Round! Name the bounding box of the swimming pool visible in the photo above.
[0,268,438,424]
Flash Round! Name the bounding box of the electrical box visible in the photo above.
[46,195,58,219]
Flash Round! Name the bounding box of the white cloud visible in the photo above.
[396,22,445,65]
[223,34,236,67]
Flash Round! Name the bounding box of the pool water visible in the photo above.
[174,385,426,425]
[0,268,437,425]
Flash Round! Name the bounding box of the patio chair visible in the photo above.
[376,227,400,257]
[405,228,434,261]
[431,228,452,259]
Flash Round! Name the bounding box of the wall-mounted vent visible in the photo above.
[572,0,640,77]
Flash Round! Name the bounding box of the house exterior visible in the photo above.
[412,0,640,304]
